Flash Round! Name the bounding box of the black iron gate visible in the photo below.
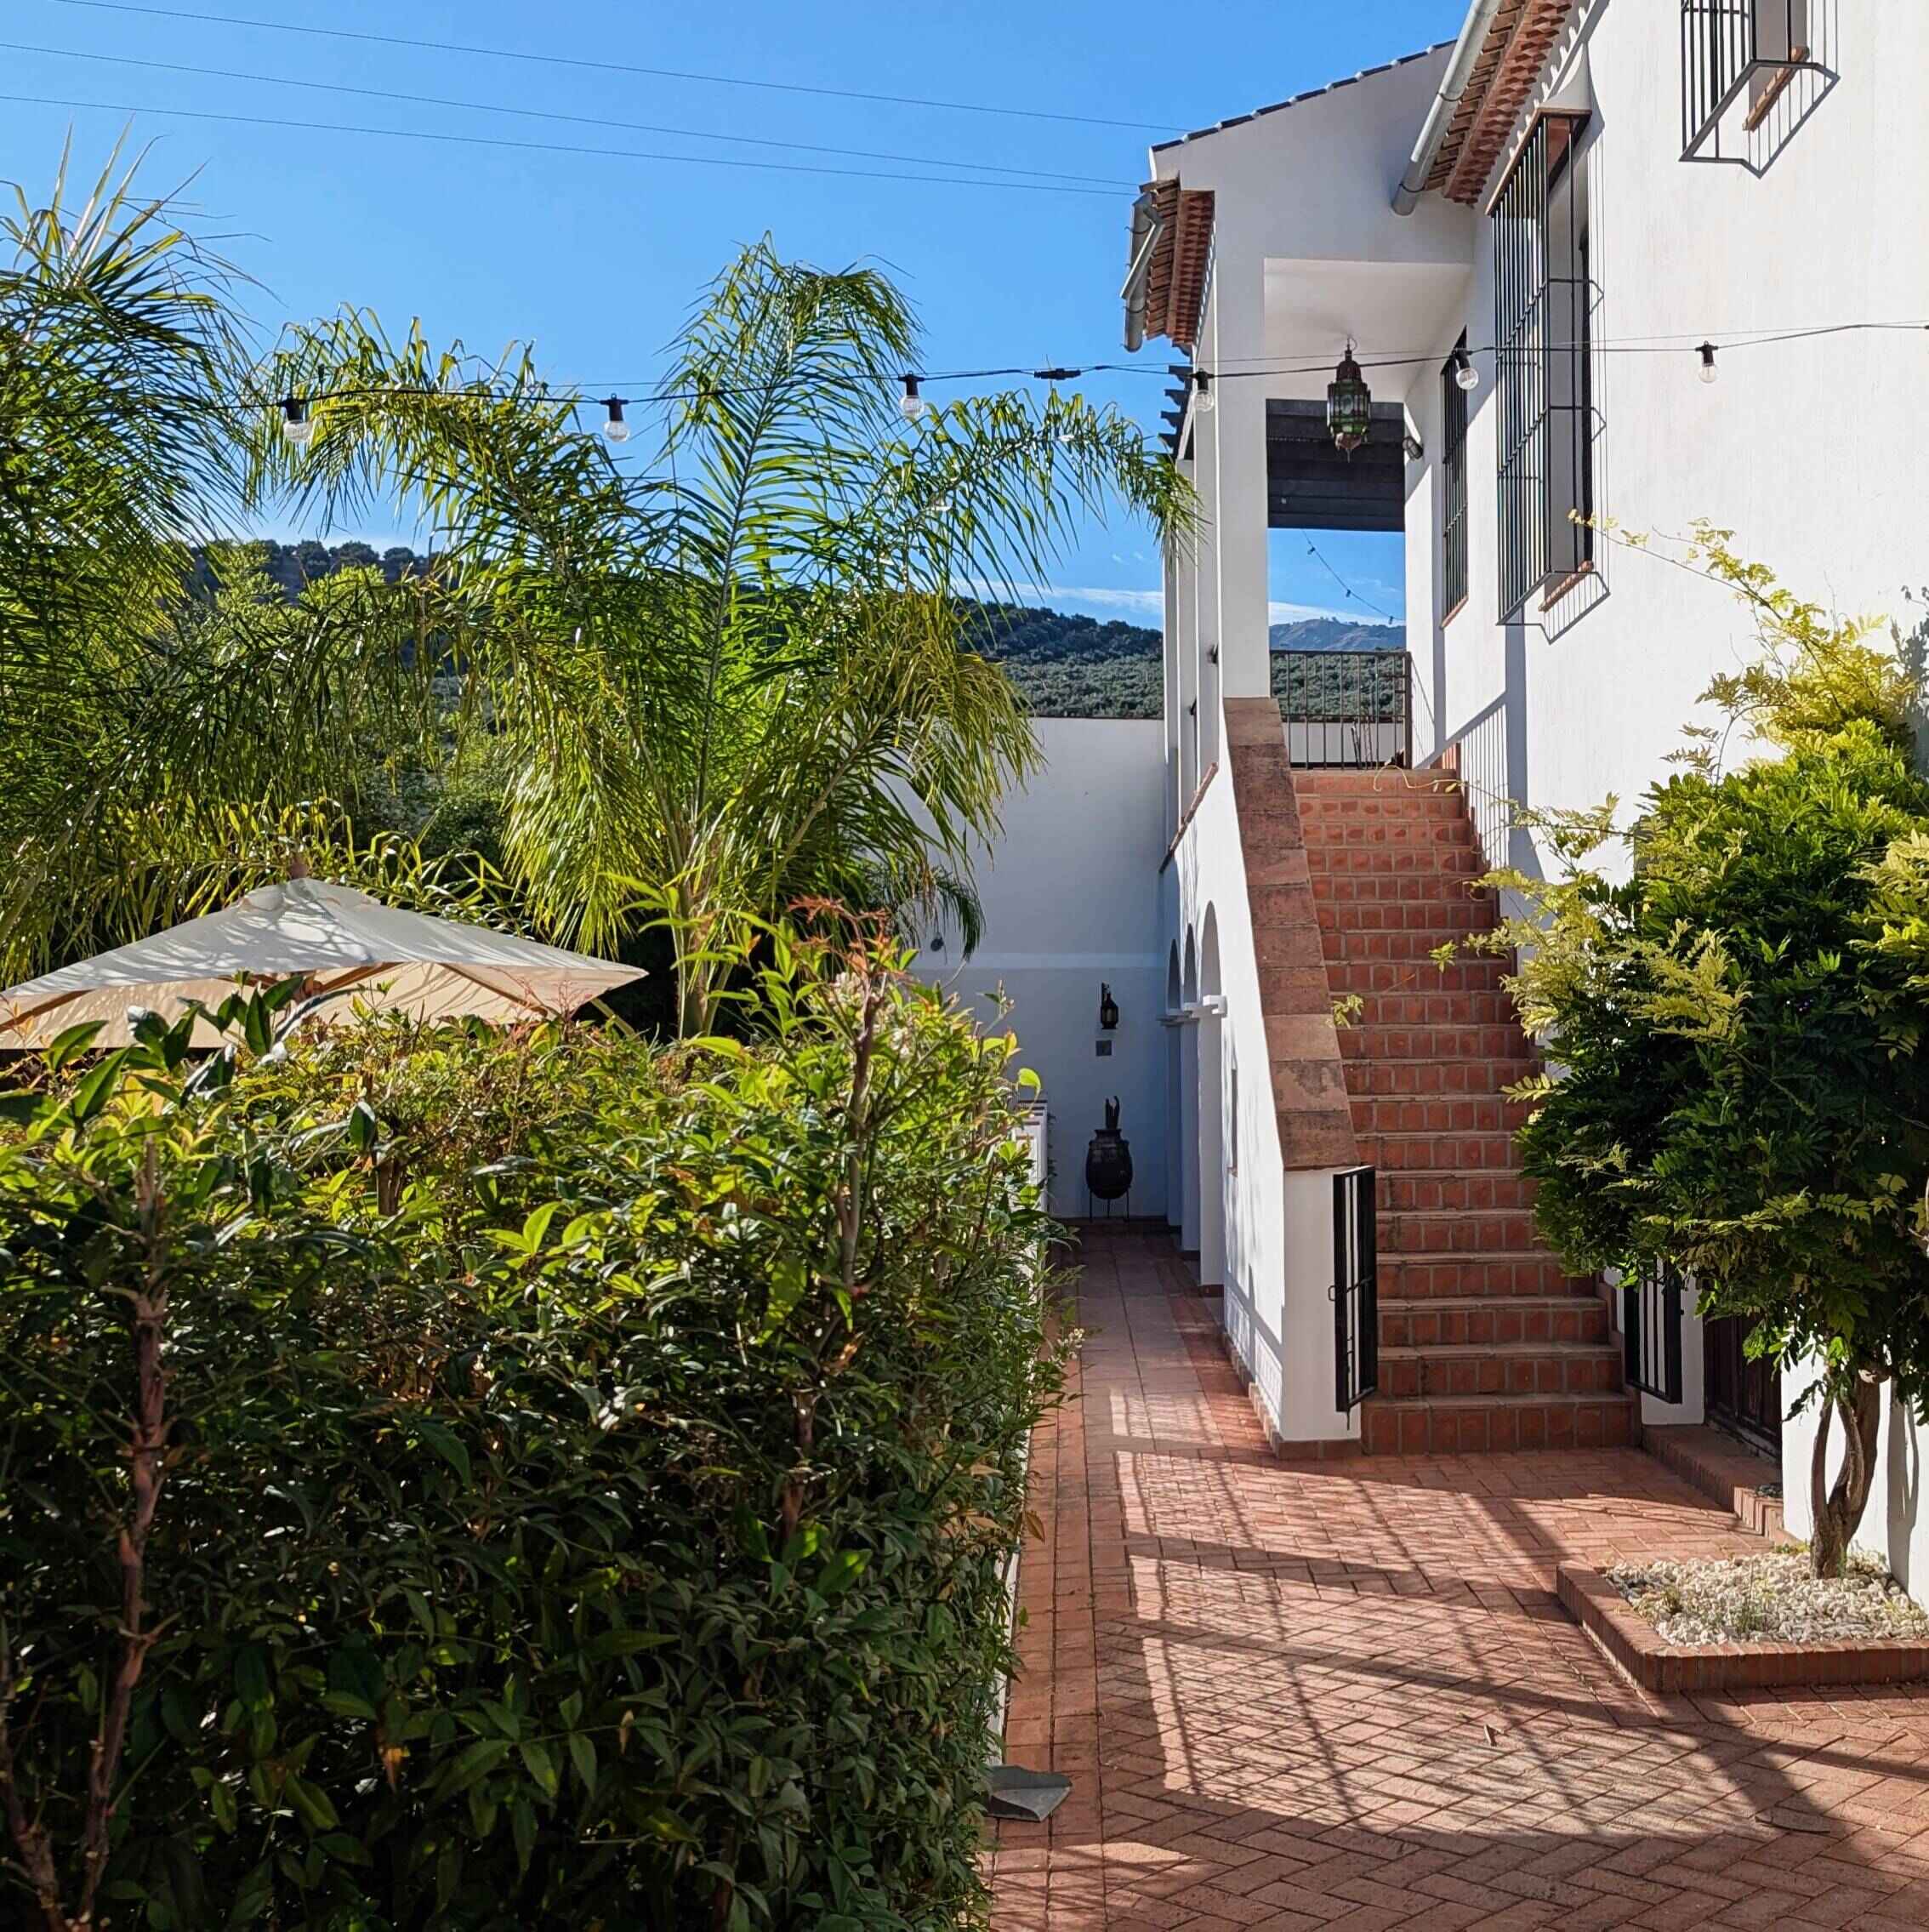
[1620,1263,1684,1405]
[1333,1165,1378,1412]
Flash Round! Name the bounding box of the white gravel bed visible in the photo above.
[1603,1551,1929,1647]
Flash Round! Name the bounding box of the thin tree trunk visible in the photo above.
[1809,1369,1885,1579]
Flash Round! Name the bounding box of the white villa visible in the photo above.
[926,0,1929,1601]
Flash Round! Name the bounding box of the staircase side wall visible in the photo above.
[1169,696,1358,1450]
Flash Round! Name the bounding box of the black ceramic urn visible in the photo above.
[1084,1097,1134,1203]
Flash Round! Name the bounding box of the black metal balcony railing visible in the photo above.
[1621,1263,1685,1405]
[1274,649,1411,768]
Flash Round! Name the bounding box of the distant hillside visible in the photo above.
[1268,617,1404,652]
[964,602,1164,719]
[206,546,1401,721]
[189,539,437,599]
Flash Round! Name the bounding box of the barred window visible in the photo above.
[1682,2,1830,167]
[1492,114,1597,621]
[1439,334,1469,620]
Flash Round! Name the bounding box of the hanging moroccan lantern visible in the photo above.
[1327,342,1372,455]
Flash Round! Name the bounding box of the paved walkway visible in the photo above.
[988,1228,1929,1930]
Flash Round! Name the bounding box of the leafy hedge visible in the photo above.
[0,937,1061,1929]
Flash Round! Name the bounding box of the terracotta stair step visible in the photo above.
[1296,769,1461,795]
[1319,931,1507,963]
[1328,961,1512,994]
[1305,846,1488,876]
[1300,821,1477,848]
[1380,1293,1610,1348]
[1379,1342,1625,1400]
[1314,875,1496,903]
[1340,1023,1534,1060]
[1315,901,1499,936]
[1379,1171,1537,1212]
[1296,794,1471,821]
[1351,1095,1536,1134]
[1344,991,1522,1026]
[1379,1253,1592,1297]
[1357,1131,1528,1172]
[1377,1207,1543,1255]
[1345,1058,1539,1097]
[1361,1393,1636,1456]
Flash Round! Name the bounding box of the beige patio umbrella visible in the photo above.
[0,869,643,1049]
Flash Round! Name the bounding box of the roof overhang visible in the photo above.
[1412,0,1583,206]
[1120,177,1215,355]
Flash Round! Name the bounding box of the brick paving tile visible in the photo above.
[987,1228,1929,1927]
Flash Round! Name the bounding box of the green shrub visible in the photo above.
[1468,529,1929,1577]
[0,937,1061,1929]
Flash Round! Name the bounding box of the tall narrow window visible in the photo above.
[1439,334,1469,619]
[1493,113,1597,621]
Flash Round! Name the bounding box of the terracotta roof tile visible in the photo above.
[1428,0,1581,202]
[1140,180,1215,352]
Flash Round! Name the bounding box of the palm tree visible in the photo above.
[252,243,1186,1032]
[0,141,445,982]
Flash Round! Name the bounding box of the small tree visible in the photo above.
[1466,528,1929,1577]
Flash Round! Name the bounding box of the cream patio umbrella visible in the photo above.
[0,869,643,1049]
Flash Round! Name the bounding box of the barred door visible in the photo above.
[1333,1165,1378,1412]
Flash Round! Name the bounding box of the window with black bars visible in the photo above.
[1439,335,1469,618]
[1681,2,1824,163]
[1493,112,1598,622]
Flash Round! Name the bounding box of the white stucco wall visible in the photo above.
[1398,0,1929,866]
[1781,1368,1929,1609]
[918,718,1169,1223]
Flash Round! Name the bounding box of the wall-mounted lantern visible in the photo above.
[1327,341,1373,455]
[1098,982,1120,1032]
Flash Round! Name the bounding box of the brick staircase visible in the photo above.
[1296,767,1635,1456]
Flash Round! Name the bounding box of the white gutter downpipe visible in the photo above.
[1392,0,1508,214]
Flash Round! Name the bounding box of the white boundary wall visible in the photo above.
[918,718,1169,1224]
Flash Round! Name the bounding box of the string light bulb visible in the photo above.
[278,396,313,447]
[600,396,630,442]
[1697,342,1719,385]
[1451,345,1479,392]
[1191,368,1215,415]
[898,374,928,422]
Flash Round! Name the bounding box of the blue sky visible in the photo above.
[2,0,1454,629]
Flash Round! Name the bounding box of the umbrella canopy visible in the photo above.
[0,877,643,1048]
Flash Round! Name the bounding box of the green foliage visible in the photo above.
[0,935,1061,1928]
[247,243,1186,1030]
[1460,531,1929,1570]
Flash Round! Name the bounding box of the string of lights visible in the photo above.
[1303,541,1397,624]
[236,321,1926,447]
[0,92,1125,197]
[48,0,1176,134]
[3,42,1130,189]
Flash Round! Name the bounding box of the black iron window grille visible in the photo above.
[1493,112,1600,623]
[1440,335,1470,619]
[1621,1262,1685,1405]
[1681,2,1831,166]
[1333,1165,1379,1413]
[1274,649,1411,768]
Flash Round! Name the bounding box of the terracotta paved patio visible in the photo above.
[987,1227,1929,1929]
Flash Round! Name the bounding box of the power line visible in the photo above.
[0,93,1122,197]
[2,41,1127,188]
[48,0,1175,134]
[1303,540,1397,623]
